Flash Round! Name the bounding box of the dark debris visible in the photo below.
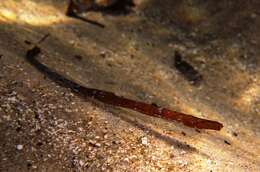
[174,51,203,85]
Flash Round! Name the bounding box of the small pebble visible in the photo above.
[95,143,101,147]
[79,160,84,166]
[69,40,75,45]
[16,144,23,150]
[7,96,17,103]
[141,136,148,145]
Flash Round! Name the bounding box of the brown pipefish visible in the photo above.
[25,46,223,131]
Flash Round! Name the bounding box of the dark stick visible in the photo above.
[37,33,50,44]
[68,15,105,28]
[25,46,223,130]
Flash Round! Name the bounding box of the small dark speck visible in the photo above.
[34,113,40,120]
[74,55,82,61]
[16,126,22,132]
[195,129,201,133]
[107,63,113,67]
[170,153,175,158]
[27,162,32,169]
[181,131,186,136]
[224,140,231,145]
[0,54,2,59]
[232,132,238,137]
[24,40,32,45]
[36,142,43,147]
[151,103,159,107]
[130,54,134,59]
